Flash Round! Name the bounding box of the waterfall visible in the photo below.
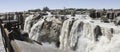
[80,22,120,52]
[24,15,34,33]
[24,14,120,52]
[24,14,41,33]
[59,15,120,52]
[29,19,44,41]
[59,15,94,50]
[28,14,63,48]
[59,19,72,49]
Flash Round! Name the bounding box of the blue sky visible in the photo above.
[0,0,119,12]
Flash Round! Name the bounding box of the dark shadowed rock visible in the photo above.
[111,28,114,34]
[101,16,109,23]
[94,25,102,41]
[117,20,120,25]
[77,22,84,32]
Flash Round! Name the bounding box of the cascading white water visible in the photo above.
[29,19,44,41]
[86,24,120,52]
[59,15,94,50]
[24,14,120,52]
[59,15,120,52]
[59,19,72,49]
[24,15,34,33]
[76,22,96,52]
[27,13,63,48]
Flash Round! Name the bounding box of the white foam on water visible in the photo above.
[42,42,57,48]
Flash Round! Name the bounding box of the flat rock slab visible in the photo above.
[15,40,74,52]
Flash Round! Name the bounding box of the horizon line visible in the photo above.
[0,7,120,13]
